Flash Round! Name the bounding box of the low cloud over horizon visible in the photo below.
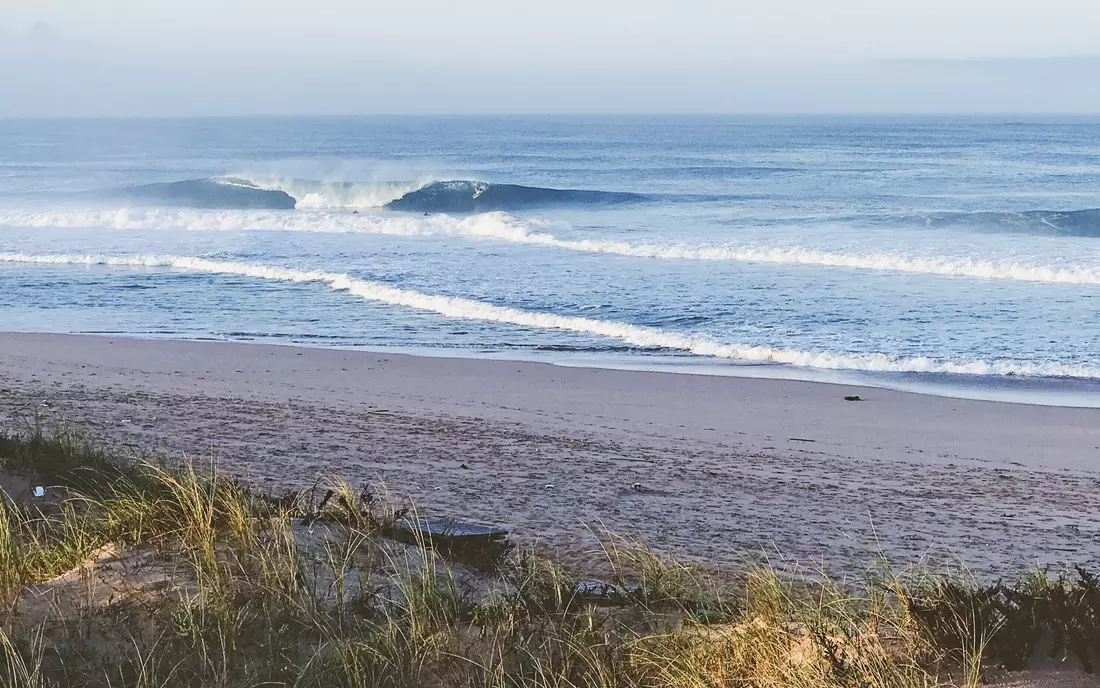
[4,1,1100,117]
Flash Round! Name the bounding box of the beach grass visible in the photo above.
[0,425,1094,687]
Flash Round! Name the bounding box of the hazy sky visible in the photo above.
[4,0,1100,116]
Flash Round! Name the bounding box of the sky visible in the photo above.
[3,0,1100,116]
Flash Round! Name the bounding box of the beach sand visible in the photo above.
[1,331,1099,578]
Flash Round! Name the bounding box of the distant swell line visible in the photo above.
[4,209,1100,286]
[1,251,1096,379]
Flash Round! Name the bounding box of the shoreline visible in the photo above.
[9,328,1100,409]
[331,342,1100,409]
[2,330,1100,577]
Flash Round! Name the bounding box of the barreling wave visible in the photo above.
[1,251,1097,379]
[222,176,421,209]
[5,208,1100,286]
[896,209,1100,237]
[383,181,644,212]
[111,176,641,212]
[116,179,297,210]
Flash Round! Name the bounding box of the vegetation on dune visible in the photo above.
[0,425,1096,686]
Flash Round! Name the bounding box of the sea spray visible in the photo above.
[220,176,424,209]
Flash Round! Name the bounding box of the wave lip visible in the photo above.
[2,251,1098,380]
[112,176,421,211]
[384,181,645,213]
[117,179,296,210]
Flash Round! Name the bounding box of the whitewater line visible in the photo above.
[1,251,1096,379]
[507,234,1100,286]
[3,208,1100,286]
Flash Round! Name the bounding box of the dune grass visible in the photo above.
[0,425,1095,686]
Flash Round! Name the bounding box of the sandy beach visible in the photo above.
[2,331,1099,577]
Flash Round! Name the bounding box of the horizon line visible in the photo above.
[5,111,1100,122]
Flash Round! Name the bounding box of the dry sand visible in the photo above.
[1,331,1099,578]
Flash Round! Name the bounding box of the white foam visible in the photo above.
[0,208,535,240]
[218,176,424,209]
[485,230,1100,286]
[3,208,1099,286]
[1,251,1096,379]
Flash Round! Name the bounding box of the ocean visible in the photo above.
[2,116,1099,404]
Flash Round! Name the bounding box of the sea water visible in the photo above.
[1,116,1099,404]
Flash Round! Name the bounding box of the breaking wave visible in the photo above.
[4,208,1100,286]
[383,181,644,212]
[93,175,1100,236]
[116,176,418,210]
[1,251,1097,380]
[116,179,296,210]
[225,176,420,209]
[110,177,641,211]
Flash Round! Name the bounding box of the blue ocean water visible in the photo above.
[1,116,1099,403]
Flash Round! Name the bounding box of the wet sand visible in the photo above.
[1,331,1099,577]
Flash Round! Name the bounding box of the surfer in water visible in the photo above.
[472,182,488,199]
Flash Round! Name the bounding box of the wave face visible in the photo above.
[899,209,1100,237]
[1,251,1097,380]
[383,181,645,213]
[5,208,1100,286]
[118,179,297,210]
